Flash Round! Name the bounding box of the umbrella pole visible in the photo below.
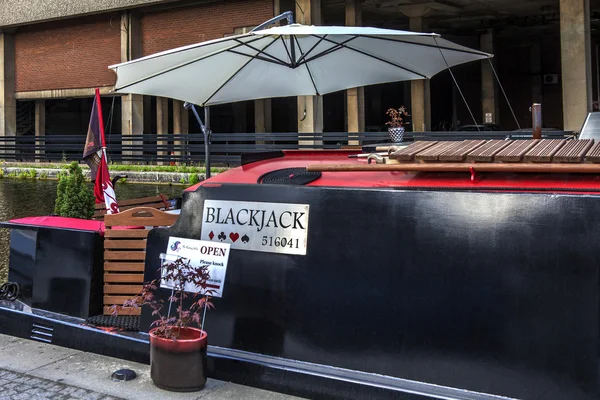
[184,102,212,179]
[204,107,211,178]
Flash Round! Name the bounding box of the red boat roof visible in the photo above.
[185,150,600,195]
[5,216,105,233]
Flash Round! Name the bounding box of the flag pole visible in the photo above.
[95,88,107,149]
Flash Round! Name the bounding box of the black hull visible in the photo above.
[1,183,599,400]
[142,184,600,400]
[0,303,469,400]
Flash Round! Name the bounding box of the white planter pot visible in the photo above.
[388,127,405,143]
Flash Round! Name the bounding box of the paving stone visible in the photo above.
[0,389,19,398]
[0,368,122,400]
[3,381,21,390]
[1,371,20,380]
[25,387,56,398]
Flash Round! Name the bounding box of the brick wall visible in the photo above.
[15,14,121,92]
[141,0,274,56]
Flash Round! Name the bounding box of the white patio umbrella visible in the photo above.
[109,21,492,177]
[109,24,491,106]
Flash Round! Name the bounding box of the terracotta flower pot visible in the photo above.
[149,327,208,392]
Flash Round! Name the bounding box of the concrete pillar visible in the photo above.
[120,11,143,161]
[156,97,169,163]
[172,100,187,159]
[560,0,592,132]
[345,0,365,145]
[0,31,16,159]
[402,9,431,132]
[480,29,498,124]
[254,99,271,145]
[35,100,45,161]
[254,99,272,138]
[296,0,323,142]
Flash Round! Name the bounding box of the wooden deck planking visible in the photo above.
[494,140,540,162]
[465,140,513,162]
[553,139,594,163]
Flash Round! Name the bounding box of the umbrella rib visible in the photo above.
[227,49,288,66]
[279,36,293,66]
[300,35,358,65]
[114,36,268,91]
[295,34,330,65]
[293,36,319,95]
[361,35,491,58]
[304,35,428,79]
[232,38,288,65]
[203,37,280,105]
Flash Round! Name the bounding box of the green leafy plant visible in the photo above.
[189,173,200,185]
[17,169,37,179]
[53,162,95,219]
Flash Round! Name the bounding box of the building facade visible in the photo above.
[0,0,597,152]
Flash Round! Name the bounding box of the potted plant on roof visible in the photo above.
[386,106,410,143]
[111,254,214,392]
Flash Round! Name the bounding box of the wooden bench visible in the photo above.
[93,194,176,220]
[103,207,179,315]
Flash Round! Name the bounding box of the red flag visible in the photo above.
[94,148,119,213]
[91,89,119,214]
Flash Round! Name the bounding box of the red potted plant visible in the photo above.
[385,106,410,143]
[112,255,214,392]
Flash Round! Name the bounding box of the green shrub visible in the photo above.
[189,173,200,185]
[53,162,95,219]
[17,169,37,179]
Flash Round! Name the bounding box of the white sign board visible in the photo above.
[161,236,230,297]
[200,200,310,255]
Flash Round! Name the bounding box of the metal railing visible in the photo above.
[0,130,574,166]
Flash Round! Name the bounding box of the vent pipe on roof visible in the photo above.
[531,103,542,139]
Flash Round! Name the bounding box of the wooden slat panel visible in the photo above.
[553,139,594,163]
[585,141,600,162]
[494,139,539,162]
[104,273,145,283]
[523,139,566,162]
[95,203,168,218]
[104,207,178,228]
[389,141,438,161]
[104,262,145,272]
[466,140,513,162]
[415,141,464,161]
[104,240,147,249]
[438,140,487,162]
[104,230,149,238]
[104,251,146,261]
[97,195,169,209]
[104,284,142,294]
[104,306,141,316]
[104,295,137,305]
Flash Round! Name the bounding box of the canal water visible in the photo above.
[0,179,185,283]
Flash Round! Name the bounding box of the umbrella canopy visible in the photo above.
[109,24,492,106]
